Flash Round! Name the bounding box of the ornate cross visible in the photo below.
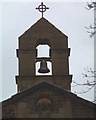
[36,2,49,18]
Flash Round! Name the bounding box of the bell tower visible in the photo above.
[16,2,72,92]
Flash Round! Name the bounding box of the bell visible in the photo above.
[38,60,50,73]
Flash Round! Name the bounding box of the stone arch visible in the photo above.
[36,97,53,112]
[35,38,51,48]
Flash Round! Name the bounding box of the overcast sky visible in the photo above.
[0,2,94,102]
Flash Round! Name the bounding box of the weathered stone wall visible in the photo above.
[71,99,95,118]
[2,87,72,118]
[2,102,17,118]
[2,86,95,118]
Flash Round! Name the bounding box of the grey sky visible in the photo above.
[1,2,94,102]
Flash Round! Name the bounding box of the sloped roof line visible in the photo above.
[2,80,95,108]
[19,17,68,38]
[12,80,75,98]
[2,81,71,106]
[7,80,72,102]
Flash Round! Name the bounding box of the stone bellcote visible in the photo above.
[16,17,72,92]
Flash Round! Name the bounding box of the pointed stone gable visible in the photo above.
[19,17,68,50]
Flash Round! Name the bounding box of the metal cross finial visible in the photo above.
[36,2,49,18]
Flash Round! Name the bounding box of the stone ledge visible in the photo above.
[15,75,72,84]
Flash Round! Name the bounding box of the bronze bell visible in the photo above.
[38,60,50,73]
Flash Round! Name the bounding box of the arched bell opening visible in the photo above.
[35,44,52,75]
[36,44,51,58]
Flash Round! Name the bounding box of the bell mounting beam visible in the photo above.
[36,57,52,62]
[36,2,49,18]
